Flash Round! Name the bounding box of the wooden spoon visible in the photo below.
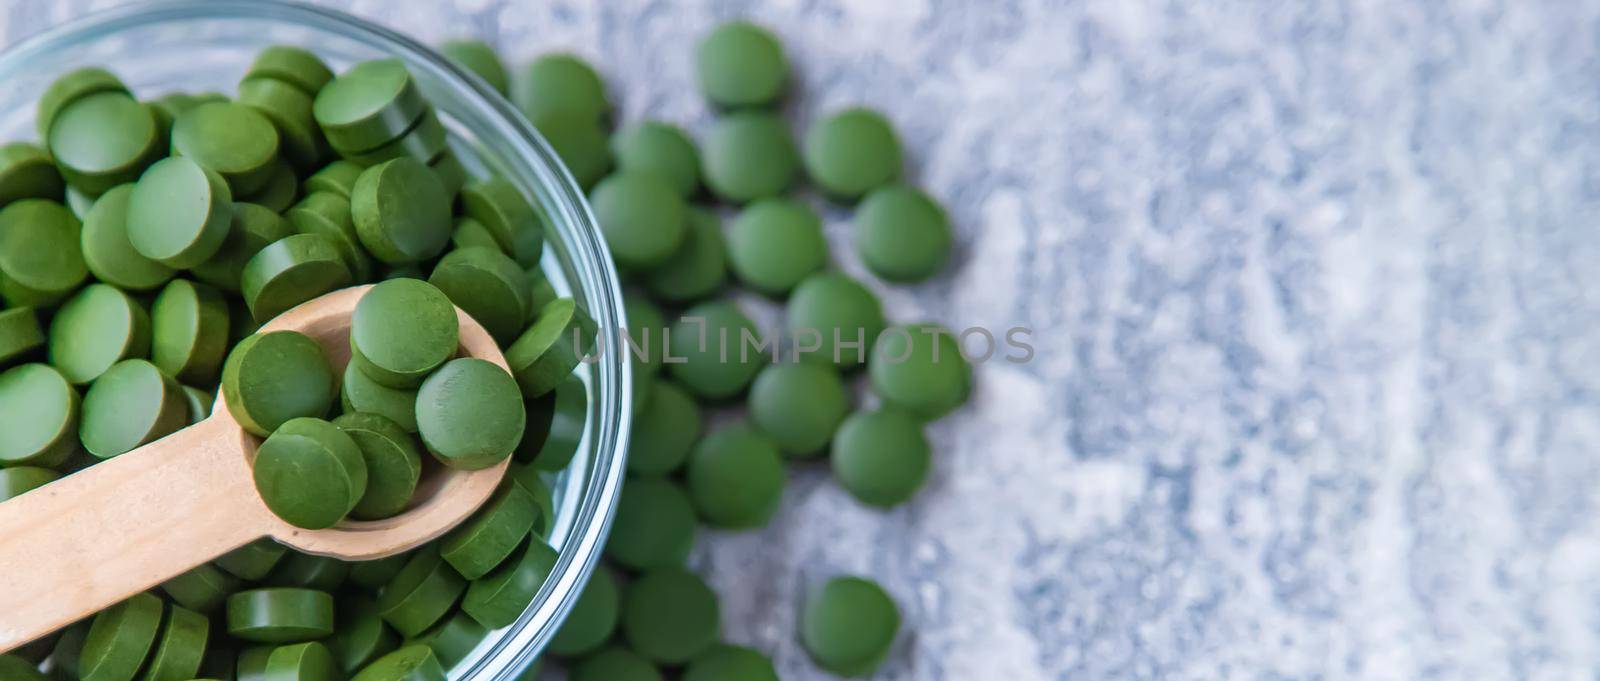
[0,285,510,652]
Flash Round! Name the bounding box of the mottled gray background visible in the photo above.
[9,1,1600,679]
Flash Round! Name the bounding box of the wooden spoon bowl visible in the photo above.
[0,284,509,651]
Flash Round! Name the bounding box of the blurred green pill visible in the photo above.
[831,409,931,508]
[696,21,788,109]
[685,422,785,529]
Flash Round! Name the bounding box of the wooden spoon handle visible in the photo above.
[0,417,269,651]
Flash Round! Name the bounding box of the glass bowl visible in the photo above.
[0,1,631,678]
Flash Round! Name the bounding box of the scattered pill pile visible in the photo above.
[0,44,598,681]
[449,20,967,681]
[0,16,968,681]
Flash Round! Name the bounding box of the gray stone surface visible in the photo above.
[9,1,1600,679]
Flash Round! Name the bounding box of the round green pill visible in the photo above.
[214,538,290,581]
[869,323,970,419]
[221,330,337,437]
[192,201,296,293]
[348,553,410,592]
[460,534,559,629]
[341,362,419,433]
[590,172,687,271]
[427,246,530,345]
[410,609,484,668]
[48,92,160,195]
[328,597,398,672]
[246,46,335,97]
[0,307,45,367]
[643,207,727,304]
[48,283,151,385]
[0,198,87,307]
[612,122,700,197]
[80,592,164,681]
[350,157,451,264]
[831,409,930,508]
[238,77,324,173]
[440,39,509,95]
[666,300,763,400]
[803,108,902,200]
[80,359,187,459]
[451,217,501,253]
[37,67,129,139]
[375,546,467,638]
[696,21,788,109]
[346,109,447,167]
[800,576,900,676]
[171,101,281,195]
[267,553,352,592]
[532,111,611,190]
[314,59,427,154]
[547,567,619,658]
[701,112,797,203]
[127,157,234,269]
[160,563,239,614]
[0,466,59,501]
[240,233,353,323]
[682,645,779,681]
[140,604,209,681]
[226,588,336,644]
[685,422,785,529]
[513,53,610,123]
[854,185,952,283]
[332,412,423,520]
[253,417,368,529]
[350,278,458,388]
[571,647,662,681]
[505,297,596,398]
[81,184,176,291]
[0,363,77,467]
[0,142,64,205]
[416,358,526,470]
[606,477,696,571]
[440,482,538,579]
[243,158,301,213]
[350,645,445,681]
[621,567,720,665]
[786,272,885,367]
[304,161,363,198]
[265,641,340,681]
[151,279,230,385]
[287,191,374,283]
[459,177,543,267]
[518,373,586,472]
[726,198,827,296]
[748,362,849,458]
[627,380,699,476]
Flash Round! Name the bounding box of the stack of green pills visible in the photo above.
[0,45,603,680]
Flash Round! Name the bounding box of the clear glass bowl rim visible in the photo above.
[0,1,633,679]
